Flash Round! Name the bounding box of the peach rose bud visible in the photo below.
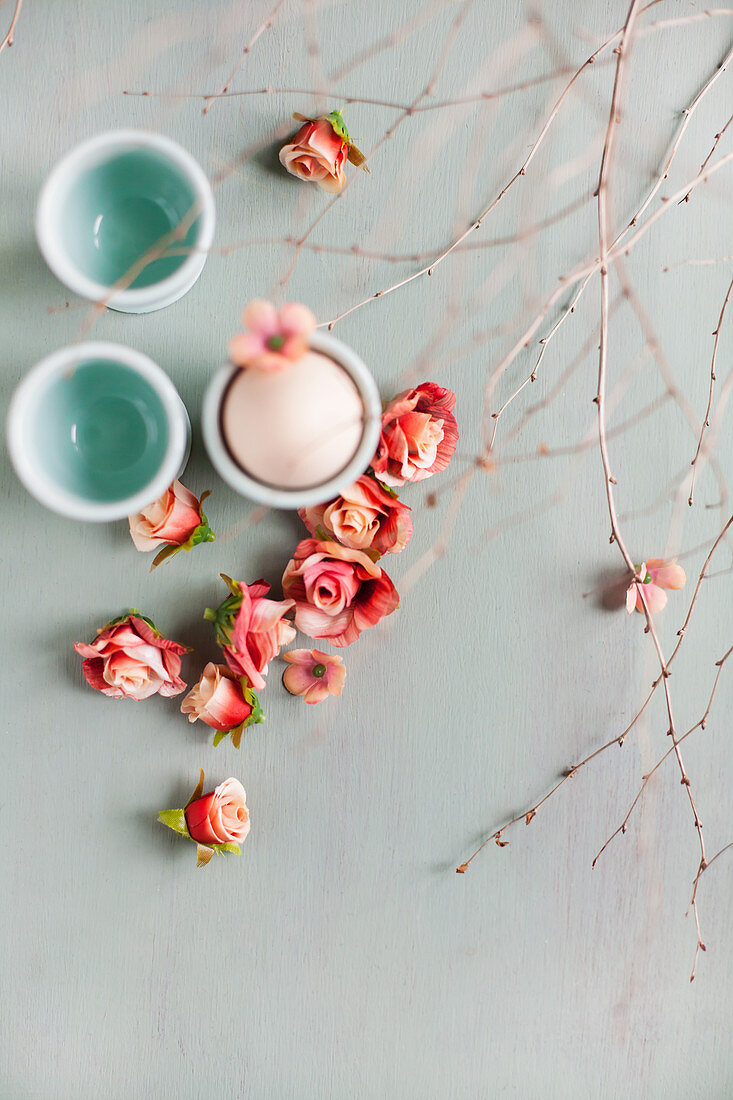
[158,770,250,868]
[279,110,367,193]
[129,480,215,571]
[181,662,263,748]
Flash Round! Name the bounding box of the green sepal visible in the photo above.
[314,523,335,542]
[212,842,240,855]
[157,807,190,838]
[150,543,182,571]
[212,731,227,748]
[204,576,243,646]
[188,521,216,549]
[242,682,265,727]
[219,573,242,597]
[325,108,349,143]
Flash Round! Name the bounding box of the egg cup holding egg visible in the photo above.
[201,331,382,510]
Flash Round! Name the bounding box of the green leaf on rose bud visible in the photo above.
[150,543,183,572]
[242,683,265,727]
[157,808,190,838]
[314,523,335,542]
[212,731,228,748]
[186,768,206,807]
[325,108,349,142]
[185,519,216,549]
[211,841,241,855]
[219,573,242,598]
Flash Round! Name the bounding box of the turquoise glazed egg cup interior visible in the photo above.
[36,131,215,313]
[7,342,191,521]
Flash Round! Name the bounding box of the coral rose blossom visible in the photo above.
[129,480,203,550]
[74,612,187,701]
[626,558,686,615]
[299,474,412,555]
[185,777,250,846]
[205,576,295,691]
[282,649,346,704]
[372,382,458,487]
[279,117,349,193]
[282,538,399,647]
[181,662,259,732]
[229,299,316,373]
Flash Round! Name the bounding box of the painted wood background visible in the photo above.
[1,1,731,1097]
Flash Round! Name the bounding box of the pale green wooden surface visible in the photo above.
[1,2,732,1098]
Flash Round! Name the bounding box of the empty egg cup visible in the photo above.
[7,342,191,522]
[201,331,382,510]
[36,130,215,313]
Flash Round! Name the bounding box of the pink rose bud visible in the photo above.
[371,382,459,487]
[74,612,188,701]
[299,474,412,556]
[282,538,399,647]
[278,110,367,193]
[185,778,250,846]
[204,576,295,692]
[129,480,215,570]
[181,662,263,748]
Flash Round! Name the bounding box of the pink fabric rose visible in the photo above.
[282,538,399,647]
[298,474,412,556]
[229,299,316,373]
[181,662,257,732]
[205,577,295,692]
[74,612,187,700]
[129,480,203,551]
[626,558,687,614]
[372,382,458,487]
[282,649,346,704]
[279,118,349,193]
[185,777,250,846]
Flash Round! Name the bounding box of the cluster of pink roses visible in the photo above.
[72,292,459,862]
[76,376,458,719]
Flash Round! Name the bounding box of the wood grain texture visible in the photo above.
[0,1,731,1097]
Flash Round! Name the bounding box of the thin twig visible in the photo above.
[202,0,288,115]
[0,0,23,57]
[689,277,733,506]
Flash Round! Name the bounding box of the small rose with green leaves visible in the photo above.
[279,110,367,193]
[159,770,250,868]
[181,662,263,748]
[128,480,215,571]
[204,574,295,691]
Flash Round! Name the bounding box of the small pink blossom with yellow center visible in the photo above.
[626,558,686,614]
[228,299,316,373]
[282,649,346,704]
